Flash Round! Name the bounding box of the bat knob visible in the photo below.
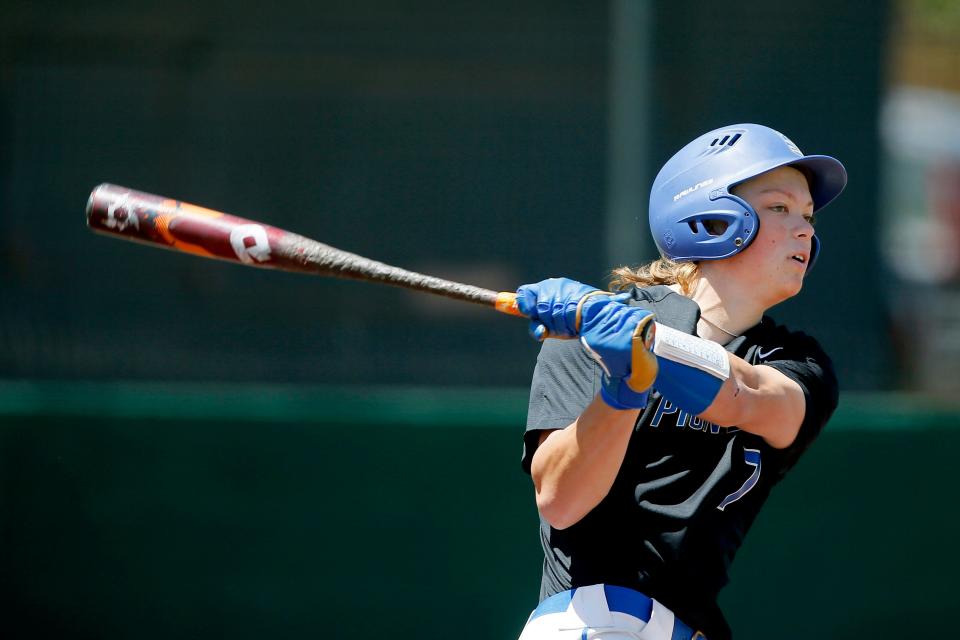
[495,292,524,317]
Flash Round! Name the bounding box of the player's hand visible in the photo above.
[579,302,658,410]
[515,277,629,341]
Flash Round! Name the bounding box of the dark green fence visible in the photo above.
[1,383,956,639]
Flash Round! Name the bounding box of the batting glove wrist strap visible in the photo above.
[600,376,650,410]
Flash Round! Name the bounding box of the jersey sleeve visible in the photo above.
[760,334,839,475]
[521,337,600,474]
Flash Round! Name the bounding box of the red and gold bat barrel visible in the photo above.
[85,183,303,270]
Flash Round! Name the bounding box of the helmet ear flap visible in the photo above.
[675,203,755,256]
[710,192,759,255]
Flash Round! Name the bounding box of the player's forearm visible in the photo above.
[699,354,804,448]
[530,395,638,530]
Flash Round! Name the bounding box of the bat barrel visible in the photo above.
[86,183,274,265]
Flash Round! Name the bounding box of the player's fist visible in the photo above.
[515,277,629,341]
[578,302,658,410]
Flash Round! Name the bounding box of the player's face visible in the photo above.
[725,166,816,305]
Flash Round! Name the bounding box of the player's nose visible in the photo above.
[793,216,814,238]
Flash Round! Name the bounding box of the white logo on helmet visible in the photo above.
[777,133,803,156]
[673,178,714,202]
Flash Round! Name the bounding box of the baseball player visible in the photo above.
[513,124,847,640]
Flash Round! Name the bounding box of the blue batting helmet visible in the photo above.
[648,123,847,270]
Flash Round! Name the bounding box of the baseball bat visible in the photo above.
[85,183,523,317]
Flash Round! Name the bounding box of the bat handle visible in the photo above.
[495,292,524,317]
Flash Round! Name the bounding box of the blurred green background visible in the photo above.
[2,1,959,638]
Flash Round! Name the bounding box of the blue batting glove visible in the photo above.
[579,302,658,410]
[600,376,650,410]
[579,302,651,378]
[515,277,630,341]
[516,277,597,340]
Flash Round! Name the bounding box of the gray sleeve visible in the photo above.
[521,338,600,474]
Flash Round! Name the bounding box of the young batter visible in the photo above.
[514,124,847,640]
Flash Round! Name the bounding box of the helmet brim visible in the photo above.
[786,155,847,213]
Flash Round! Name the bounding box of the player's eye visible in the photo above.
[769,204,788,213]
[804,214,817,226]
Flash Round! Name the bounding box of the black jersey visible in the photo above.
[521,285,838,640]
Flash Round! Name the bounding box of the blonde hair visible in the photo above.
[609,258,700,296]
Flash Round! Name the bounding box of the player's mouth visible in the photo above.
[790,253,807,265]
